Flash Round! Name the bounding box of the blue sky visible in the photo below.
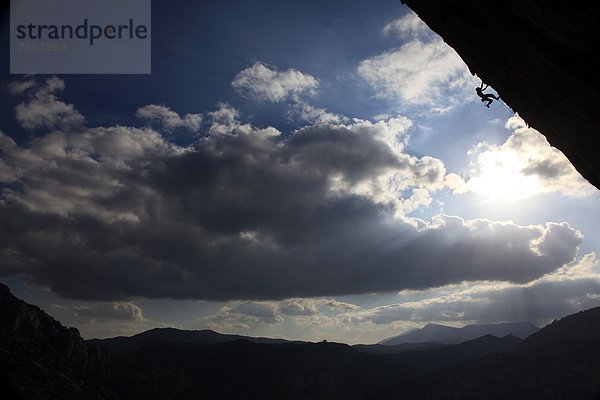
[1,0,599,344]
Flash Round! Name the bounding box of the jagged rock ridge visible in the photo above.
[0,283,118,399]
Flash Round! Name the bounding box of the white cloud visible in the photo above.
[359,15,479,112]
[289,101,348,125]
[467,116,595,200]
[200,301,284,331]
[136,104,202,132]
[198,298,360,336]
[231,62,345,128]
[7,79,37,95]
[14,77,85,130]
[279,299,320,316]
[322,299,360,312]
[45,76,66,93]
[232,62,319,102]
[206,102,281,137]
[382,12,429,40]
[279,298,359,316]
[0,126,181,222]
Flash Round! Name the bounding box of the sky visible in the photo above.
[1,0,599,344]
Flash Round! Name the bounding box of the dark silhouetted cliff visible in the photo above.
[0,283,119,399]
[0,283,170,400]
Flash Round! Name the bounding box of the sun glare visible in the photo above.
[469,149,542,202]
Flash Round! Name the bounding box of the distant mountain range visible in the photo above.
[379,321,540,345]
[88,322,538,357]
[393,307,600,399]
[1,282,599,399]
[87,327,297,354]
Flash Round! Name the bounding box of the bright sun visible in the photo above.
[468,149,542,202]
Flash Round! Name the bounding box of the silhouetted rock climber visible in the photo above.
[476,83,499,107]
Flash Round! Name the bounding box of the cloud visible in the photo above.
[201,302,284,330]
[322,299,360,312]
[278,298,359,316]
[356,252,600,325]
[45,76,66,93]
[0,86,585,302]
[48,300,157,338]
[7,79,37,95]
[136,104,202,132]
[73,302,144,322]
[232,62,318,102]
[279,299,320,316]
[231,62,344,127]
[358,17,478,110]
[288,101,348,125]
[192,254,598,341]
[197,297,360,334]
[381,12,429,40]
[467,116,594,199]
[13,77,85,130]
[0,126,179,222]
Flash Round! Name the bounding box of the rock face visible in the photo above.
[402,0,600,190]
[0,283,118,399]
[1,283,88,363]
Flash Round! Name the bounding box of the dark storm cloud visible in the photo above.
[0,93,584,301]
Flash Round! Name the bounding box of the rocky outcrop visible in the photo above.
[1,283,90,363]
[0,283,119,399]
[0,283,202,400]
[402,0,600,190]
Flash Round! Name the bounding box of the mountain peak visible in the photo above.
[379,321,539,346]
[522,307,600,350]
[423,323,452,329]
[88,326,295,355]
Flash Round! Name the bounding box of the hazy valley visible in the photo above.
[2,283,599,399]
